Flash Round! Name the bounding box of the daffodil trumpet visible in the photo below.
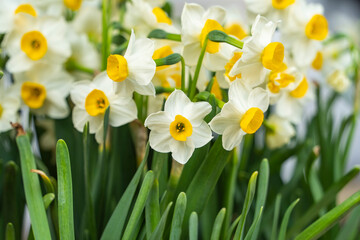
[207,30,244,49]
[148,29,181,41]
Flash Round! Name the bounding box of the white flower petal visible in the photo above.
[182,42,202,67]
[248,87,269,112]
[148,130,173,153]
[184,101,212,127]
[189,121,213,148]
[203,6,226,24]
[170,139,195,164]
[164,90,190,118]
[109,97,138,127]
[144,111,172,130]
[222,126,245,151]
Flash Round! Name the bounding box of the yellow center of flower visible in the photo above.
[305,14,328,41]
[107,54,129,82]
[14,4,37,17]
[21,31,47,61]
[225,52,243,81]
[225,23,247,40]
[85,89,109,116]
[64,0,82,11]
[240,107,264,134]
[312,51,323,70]
[21,82,47,109]
[152,7,172,25]
[0,104,3,117]
[261,42,285,71]
[169,115,193,141]
[268,68,296,94]
[272,0,295,9]
[200,19,224,54]
[290,77,308,98]
[153,45,174,70]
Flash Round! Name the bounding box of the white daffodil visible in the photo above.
[230,15,285,88]
[0,1,38,34]
[209,80,269,151]
[0,83,21,133]
[224,8,249,40]
[3,15,71,73]
[71,72,138,144]
[265,114,295,149]
[275,76,313,124]
[181,3,232,71]
[124,0,177,37]
[14,64,73,119]
[281,0,328,67]
[106,30,156,96]
[145,90,213,164]
[245,0,295,22]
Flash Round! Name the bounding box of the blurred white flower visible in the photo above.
[0,82,21,133]
[265,113,295,149]
[230,15,285,88]
[216,49,243,89]
[124,0,177,37]
[245,0,295,21]
[275,76,313,124]
[70,72,138,143]
[209,80,269,150]
[0,1,38,34]
[3,15,71,73]
[281,0,328,67]
[14,64,73,119]
[145,90,213,164]
[326,70,351,93]
[106,30,156,96]
[71,5,102,40]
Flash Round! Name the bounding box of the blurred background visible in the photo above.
[169,0,360,200]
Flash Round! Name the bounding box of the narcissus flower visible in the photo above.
[145,90,213,164]
[209,80,269,150]
[14,65,73,119]
[3,15,71,73]
[106,30,156,96]
[326,70,351,93]
[71,72,138,143]
[230,15,285,88]
[0,83,20,133]
[265,114,295,149]
[281,1,328,67]
[181,3,231,71]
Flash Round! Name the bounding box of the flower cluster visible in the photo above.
[0,0,356,164]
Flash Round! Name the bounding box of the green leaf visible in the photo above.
[189,212,198,240]
[295,190,360,240]
[5,223,15,240]
[225,215,241,240]
[335,205,360,240]
[56,139,75,240]
[288,166,360,237]
[101,144,149,240]
[210,208,226,240]
[244,207,263,240]
[170,192,187,240]
[234,171,258,240]
[16,132,51,239]
[2,161,18,233]
[43,193,55,209]
[278,198,300,240]
[146,179,161,238]
[251,159,269,240]
[271,194,282,240]
[185,137,230,220]
[149,202,173,240]
[122,170,155,240]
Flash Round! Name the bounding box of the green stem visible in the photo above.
[66,61,95,75]
[101,0,110,70]
[180,56,186,92]
[189,37,208,100]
